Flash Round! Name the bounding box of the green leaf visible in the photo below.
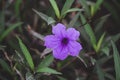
[91,0,104,16]
[68,12,80,27]
[103,1,120,25]
[101,47,110,56]
[62,8,83,18]
[36,67,61,74]
[0,11,5,34]
[111,41,120,80]
[111,33,120,42]
[96,63,105,80]
[49,0,60,19]
[78,0,90,16]
[95,14,110,33]
[102,33,120,48]
[80,13,97,50]
[17,37,34,70]
[0,59,12,74]
[57,76,67,80]
[0,22,22,42]
[95,0,104,12]
[79,27,90,45]
[98,55,112,65]
[14,0,22,16]
[37,54,54,68]
[61,0,74,18]
[96,32,106,52]
[26,72,35,80]
[105,73,115,80]
[33,9,55,25]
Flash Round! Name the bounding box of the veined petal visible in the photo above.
[53,46,68,60]
[52,23,66,38]
[44,35,60,48]
[68,41,82,56]
[67,28,80,40]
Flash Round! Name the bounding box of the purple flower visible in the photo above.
[44,23,82,60]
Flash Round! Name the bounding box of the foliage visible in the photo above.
[0,0,120,80]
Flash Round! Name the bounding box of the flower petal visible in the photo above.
[68,41,82,56]
[67,28,80,40]
[52,23,66,37]
[53,46,68,60]
[44,35,60,48]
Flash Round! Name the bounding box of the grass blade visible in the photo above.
[95,14,110,33]
[14,0,22,16]
[37,54,54,68]
[33,9,55,25]
[0,11,5,34]
[26,72,35,80]
[49,0,60,19]
[80,13,97,50]
[0,22,22,42]
[0,59,12,74]
[91,0,104,16]
[62,8,83,18]
[96,63,105,80]
[96,32,106,52]
[94,0,104,15]
[61,0,74,17]
[78,0,90,16]
[68,12,80,27]
[36,67,61,75]
[111,41,120,80]
[17,37,34,71]
[103,1,120,25]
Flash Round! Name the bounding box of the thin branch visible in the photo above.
[77,56,88,68]
[14,66,25,80]
[26,25,44,41]
[2,50,13,67]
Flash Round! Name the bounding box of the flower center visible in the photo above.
[61,38,69,45]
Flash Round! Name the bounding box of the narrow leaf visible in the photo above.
[26,72,35,80]
[49,0,60,19]
[36,67,61,74]
[78,27,90,45]
[111,33,120,43]
[96,63,105,80]
[62,8,83,18]
[78,0,90,16]
[0,11,5,34]
[101,47,110,56]
[105,73,115,80]
[33,9,55,25]
[111,41,120,80]
[61,0,74,17]
[95,14,110,33]
[95,0,104,12]
[0,59,12,74]
[14,0,22,16]
[80,13,97,49]
[96,32,106,52]
[91,0,104,15]
[38,54,54,68]
[17,37,34,70]
[68,12,80,27]
[57,76,67,80]
[0,22,22,42]
[103,1,120,25]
